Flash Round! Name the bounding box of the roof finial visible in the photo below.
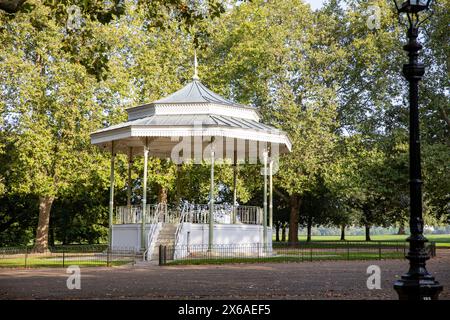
[193,49,199,81]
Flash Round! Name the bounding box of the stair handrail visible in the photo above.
[174,202,189,248]
[143,203,165,261]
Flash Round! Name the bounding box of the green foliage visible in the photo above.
[0,194,38,246]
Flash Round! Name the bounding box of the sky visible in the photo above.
[303,0,326,10]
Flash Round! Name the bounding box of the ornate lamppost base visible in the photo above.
[394,276,443,300]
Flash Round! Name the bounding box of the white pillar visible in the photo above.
[269,159,273,229]
[109,141,115,252]
[232,150,237,224]
[141,143,149,251]
[209,146,215,251]
[263,150,268,251]
[127,147,132,210]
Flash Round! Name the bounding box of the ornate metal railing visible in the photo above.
[235,206,262,225]
[115,204,159,224]
[174,202,189,248]
[182,204,263,225]
[115,203,262,225]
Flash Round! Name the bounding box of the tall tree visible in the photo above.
[0,5,115,250]
[203,0,343,243]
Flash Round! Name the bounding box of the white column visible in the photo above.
[263,150,268,251]
[269,159,273,229]
[232,150,237,224]
[127,147,133,210]
[109,141,115,252]
[209,146,215,251]
[141,143,149,251]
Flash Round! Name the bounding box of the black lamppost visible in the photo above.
[392,0,443,300]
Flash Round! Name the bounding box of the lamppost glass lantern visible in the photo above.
[395,0,432,13]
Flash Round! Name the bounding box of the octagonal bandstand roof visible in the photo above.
[91,76,291,160]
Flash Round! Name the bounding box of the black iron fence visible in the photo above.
[0,241,437,268]
[159,241,437,265]
[0,245,137,268]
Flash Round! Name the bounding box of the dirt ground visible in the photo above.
[1,250,449,300]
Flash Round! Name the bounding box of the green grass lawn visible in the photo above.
[273,234,450,247]
[0,256,133,268]
[166,251,406,266]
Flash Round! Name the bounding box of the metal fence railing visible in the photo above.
[158,241,437,265]
[115,204,163,224]
[115,203,263,225]
[235,206,262,225]
[182,204,262,225]
[0,245,137,268]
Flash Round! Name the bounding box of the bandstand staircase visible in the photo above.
[151,223,177,261]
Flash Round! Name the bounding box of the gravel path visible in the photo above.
[1,250,449,300]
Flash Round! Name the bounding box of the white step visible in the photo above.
[149,223,177,261]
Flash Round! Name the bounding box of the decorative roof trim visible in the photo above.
[91,125,292,152]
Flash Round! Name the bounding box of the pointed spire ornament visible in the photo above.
[193,49,199,81]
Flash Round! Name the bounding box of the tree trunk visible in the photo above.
[158,186,168,204]
[306,215,312,242]
[281,225,286,242]
[288,194,300,244]
[340,225,346,241]
[397,224,406,235]
[275,223,280,242]
[49,219,55,247]
[365,224,371,241]
[35,196,55,252]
